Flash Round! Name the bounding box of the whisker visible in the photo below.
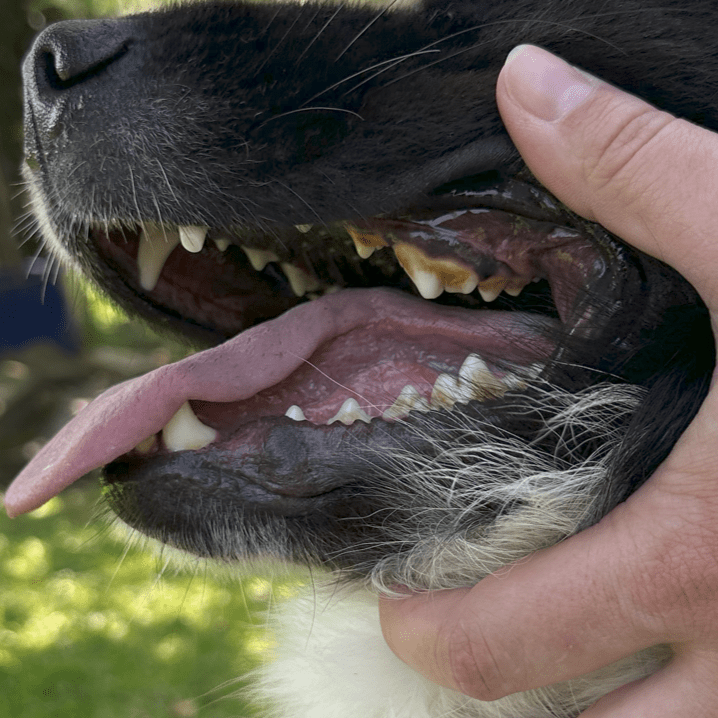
[335,0,402,62]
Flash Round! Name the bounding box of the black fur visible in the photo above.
[21,0,716,578]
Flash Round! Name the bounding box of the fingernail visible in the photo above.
[503,45,601,121]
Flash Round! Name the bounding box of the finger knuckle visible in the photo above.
[443,617,512,701]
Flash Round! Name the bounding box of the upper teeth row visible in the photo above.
[137,223,330,297]
[345,227,529,301]
[137,223,531,302]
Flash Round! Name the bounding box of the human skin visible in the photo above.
[379,45,718,717]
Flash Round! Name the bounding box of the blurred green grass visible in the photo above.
[0,482,306,718]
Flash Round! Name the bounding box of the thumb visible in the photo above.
[496,45,718,311]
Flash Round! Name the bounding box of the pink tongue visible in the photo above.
[4,289,391,517]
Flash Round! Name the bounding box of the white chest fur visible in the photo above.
[255,585,668,718]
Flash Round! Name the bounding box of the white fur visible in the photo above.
[255,585,669,718]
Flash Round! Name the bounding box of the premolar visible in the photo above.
[328,397,371,425]
[346,226,389,259]
[393,242,479,300]
[382,385,430,420]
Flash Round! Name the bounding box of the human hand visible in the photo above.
[379,45,718,717]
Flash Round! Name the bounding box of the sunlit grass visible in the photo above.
[0,484,307,718]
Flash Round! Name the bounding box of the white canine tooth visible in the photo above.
[328,397,371,425]
[178,225,208,253]
[242,246,279,271]
[281,263,321,297]
[137,225,180,291]
[295,224,312,233]
[162,401,217,452]
[382,385,430,420]
[213,238,231,252]
[285,405,306,421]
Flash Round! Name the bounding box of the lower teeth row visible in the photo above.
[286,353,521,426]
[133,354,529,454]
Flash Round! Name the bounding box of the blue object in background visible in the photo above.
[0,258,80,354]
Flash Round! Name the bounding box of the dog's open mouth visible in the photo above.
[6,174,622,521]
[92,175,608,425]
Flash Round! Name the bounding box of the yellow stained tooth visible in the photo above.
[430,374,461,409]
[458,354,507,399]
[412,269,443,299]
[393,242,478,298]
[214,238,231,252]
[346,226,388,259]
[134,435,156,454]
[478,276,509,302]
[382,385,429,420]
[504,279,528,297]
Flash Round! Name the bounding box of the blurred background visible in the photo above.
[0,2,304,716]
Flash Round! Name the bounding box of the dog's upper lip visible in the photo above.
[3,287,553,517]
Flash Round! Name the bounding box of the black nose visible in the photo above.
[23,19,132,141]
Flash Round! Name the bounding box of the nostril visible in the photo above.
[31,19,132,90]
[23,18,135,140]
[39,40,129,91]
